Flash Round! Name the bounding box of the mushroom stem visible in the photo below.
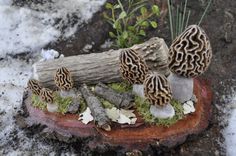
[59,89,77,98]
[132,84,145,98]
[46,103,58,113]
[167,72,193,103]
[150,104,175,119]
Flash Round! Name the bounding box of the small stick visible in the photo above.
[80,84,111,131]
[94,83,135,109]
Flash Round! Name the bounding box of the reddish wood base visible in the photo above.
[25,78,212,151]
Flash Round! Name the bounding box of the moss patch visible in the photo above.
[135,96,184,127]
[54,93,73,115]
[79,97,87,113]
[31,93,75,114]
[32,94,47,110]
[109,82,132,93]
[99,97,114,109]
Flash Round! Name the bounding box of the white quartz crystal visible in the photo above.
[47,103,58,113]
[150,103,175,119]
[132,84,145,98]
[167,73,193,103]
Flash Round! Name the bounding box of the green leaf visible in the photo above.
[140,21,149,27]
[105,3,113,9]
[140,7,147,15]
[109,31,116,38]
[128,26,136,32]
[114,4,121,9]
[150,21,158,28]
[139,30,146,36]
[152,5,160,15]
[122,31,128,39]
[119,11,127,19]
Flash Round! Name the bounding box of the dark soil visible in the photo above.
[15,0,236,155]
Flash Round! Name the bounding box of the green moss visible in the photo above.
[109,82,132,93]
[53,93,73,114]
[99,97,114,109]
[135,96,184,127]
[31,94,47,110]
[79,97,87,113]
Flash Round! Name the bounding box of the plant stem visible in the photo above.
[181,0,188,32]
[167,0,174,41]
[198,0,212,25]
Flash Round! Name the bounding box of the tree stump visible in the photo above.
[24,78,212,152]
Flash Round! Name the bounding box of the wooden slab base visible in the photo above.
[24,78,212,151]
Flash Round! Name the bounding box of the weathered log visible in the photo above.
[94,83,135,109]
[33,37,170,87]
[80,84,111,131]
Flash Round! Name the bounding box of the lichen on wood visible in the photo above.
[94,83,135,109]
[80,84,111,131]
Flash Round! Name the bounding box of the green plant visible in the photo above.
[168,0,212,41]
[104,0,160,48]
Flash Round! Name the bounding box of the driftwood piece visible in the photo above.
[33,37,170,87]
[80,84,111,131]
[94,83,135,109]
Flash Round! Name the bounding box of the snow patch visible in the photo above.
[224,94,236,156]
[0,0,106,57]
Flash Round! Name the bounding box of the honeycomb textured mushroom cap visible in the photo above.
[119,48,149,84]
[169,25,212,78]
[40,88,54,103]
[54,67,73,90]
[144,73,172,106]
[27,79,42,95]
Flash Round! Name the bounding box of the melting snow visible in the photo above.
[224,94,236,156]
[0,0,106,58]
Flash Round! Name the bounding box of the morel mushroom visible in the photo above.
[27,79,42,95]
[40,88,58,112]
[54,67,76,97]
[119,48,149,97]
[144,73,175,119]
[168,25,212,103]
[54,67,80,113]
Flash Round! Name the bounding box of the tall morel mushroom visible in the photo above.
[119,48,149,97]
[54,67,74,97]
[54,67,80,113]
[27,79,42,96]
[144,73,175,119]
[40,88,58,112]
[168,25,212,103]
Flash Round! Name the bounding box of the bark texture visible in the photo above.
[33,37,169,87]
[80,84,111,131]
[94,83,135,109]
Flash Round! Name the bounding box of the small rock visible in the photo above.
[47,103,58,113]
[150,103,175,119]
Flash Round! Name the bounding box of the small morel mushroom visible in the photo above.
[144,73,175,119]
[168,25,212,103]
[119,48,149,97]
[27,79,42,96]
[54,67,79,113]
[40,88,58,112]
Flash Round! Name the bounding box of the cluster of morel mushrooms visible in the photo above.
[27,25,212,131]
